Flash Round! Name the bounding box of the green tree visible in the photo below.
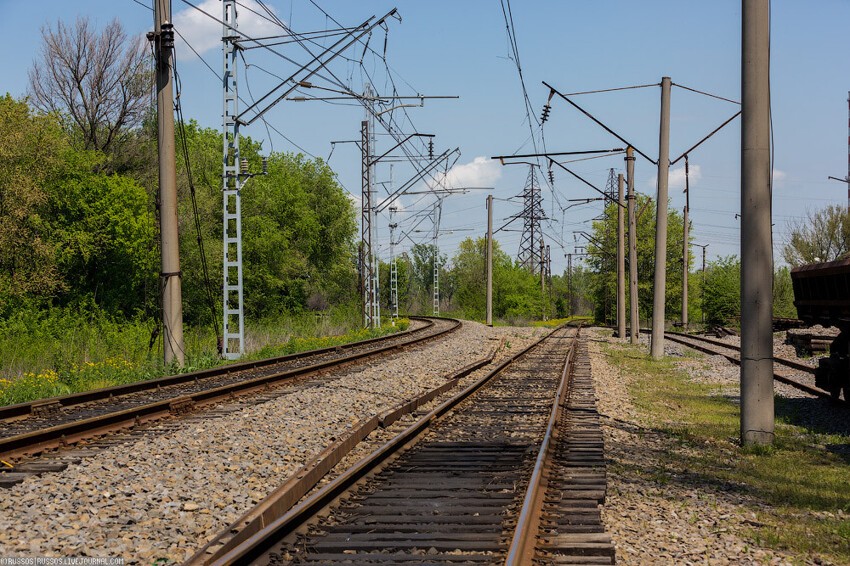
[172,122,358,321]
[47,164,156,315]
[587,195,686,325]
[449,237,543,321]
[773,266,797,319]
[0,95,157,317]
[703,255,740,326]
[0,95,68,313]
[783,205,850,266]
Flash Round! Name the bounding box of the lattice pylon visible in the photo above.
[517,166,546,274]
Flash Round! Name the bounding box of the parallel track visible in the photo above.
[201,325,613,566]
[663,331,847,403]
[0,317,460,462]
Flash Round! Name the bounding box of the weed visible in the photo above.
[0,308,408,407]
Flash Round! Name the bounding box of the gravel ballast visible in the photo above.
[591,328,835,565]
[0,322,543,563]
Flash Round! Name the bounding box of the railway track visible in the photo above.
[0,317,459,465]
[663,331,847,403]
[194,324,613,566]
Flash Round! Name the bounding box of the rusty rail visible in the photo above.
[0,318,437,422]
[198,324,566,566]
[0,317,460,461]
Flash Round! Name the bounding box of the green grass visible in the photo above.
[0,306,408,407]
[603,341,850,564]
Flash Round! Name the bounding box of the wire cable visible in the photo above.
[173,49,221,344]
[672,82,740,105]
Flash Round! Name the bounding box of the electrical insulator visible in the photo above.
[540,104,551,124]
[160,22,174,50]
[548,170,555,184]
[262,156,268,175]
[428,139,434,159]
[240,158,248,175]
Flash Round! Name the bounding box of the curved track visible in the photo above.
[663,331,847,404]
[197,324,614,566]
[0,317,460,461]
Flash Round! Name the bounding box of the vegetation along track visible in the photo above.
[0,317,459,463]
[200,323,614,566]
[663,331,846,403]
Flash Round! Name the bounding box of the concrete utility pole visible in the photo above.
[695,243,709,325]
[740,0,774,446]
[154,0,184,366]
[546,244,552,318]
[682,155,690,329]
[650,77,672,359]
[617,173,626,340]
[540,239,546,320]
[626,147,639,345]
[567,253,573,316]
[828,92,850,212]
[486,195,493,326]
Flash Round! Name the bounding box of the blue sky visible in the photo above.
[3,1,849,276]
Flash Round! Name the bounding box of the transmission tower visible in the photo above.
[605,168,617,203]
[517,166,546,273]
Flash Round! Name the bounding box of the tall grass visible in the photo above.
[0,304,403,406]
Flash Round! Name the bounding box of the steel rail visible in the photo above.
[0,318,460,460]
[186,351,502,565]
[205,324,568,566]
[0,318,436,422]
[505,326,580,565]
[663,331,846,403]
[666,330,815,374]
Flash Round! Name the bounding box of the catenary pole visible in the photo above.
[154,0,184,366]
[540,239,546,320]
[486,195,493,326]
[682,155,690,329]
[695,243,709,325]
[567,253,573,316]
[617,173,626,340]
[221,0,246,359]
[740,0,774,446]
[650,77,672,359]
[626,148,639,344]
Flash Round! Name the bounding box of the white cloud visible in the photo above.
[427,156,502,190]
[647,163,702,191]
[772,169,787,184]
[173,0,284,57]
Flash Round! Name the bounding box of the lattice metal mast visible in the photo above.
[360,84,383,328]
[517,165,546,273]
[221,0,244,359]
[432,199,443,316]
[389,206,399,322]
[605,168,617,203]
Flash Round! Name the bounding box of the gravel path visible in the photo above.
[0,322,543,563]
[591,329,828,565]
